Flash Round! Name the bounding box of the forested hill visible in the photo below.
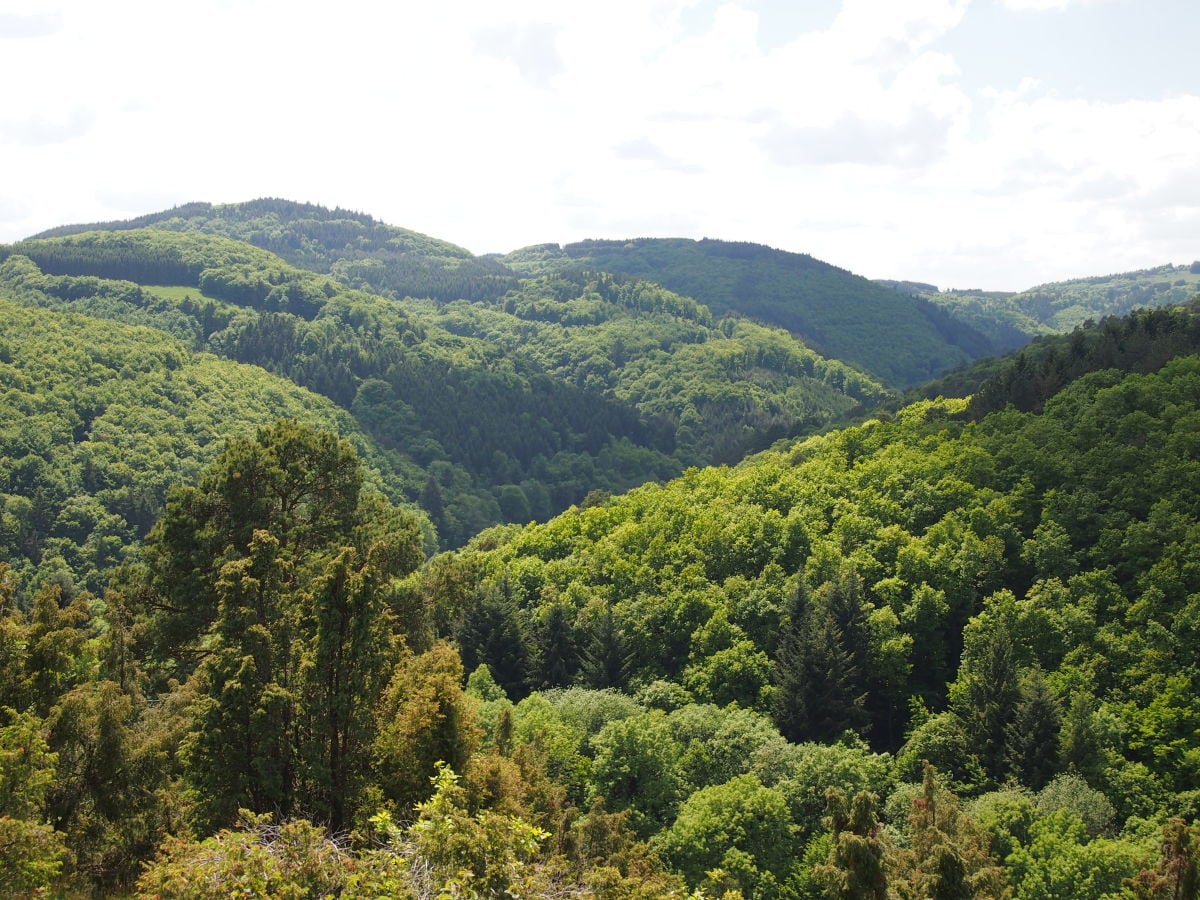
[3,284,1200,894]
[925,262,1200,352]
[35,199,1001,388]
[505,237,997,386]
[0,225,886,553]
[913,297,1200,415]
[404,332,1200,894]
[0,296,425,597]
[29,198,522,303]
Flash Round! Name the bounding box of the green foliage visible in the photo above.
[931,263,1200,340]
[372,642,481,814]
[3,218,889,560]
[1129,817,1200,899]
[133,422,425,834]
[915,298,1200,417]
[889,765,1009,899]
[135,811,368,899]
[506,237,990,387]
[815,789,889,900]
[589,711,685,836]
[758,737,894,840]
[403,763,551,897]
[655,774,796,895]
[0,294,408,597]
[4,208,1200,897]
[1004,809,1149,900]
[0,707,71,894]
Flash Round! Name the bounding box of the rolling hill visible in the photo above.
[505,237,996,387]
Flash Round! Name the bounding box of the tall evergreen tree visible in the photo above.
[456,581,529,698]
[951,626,1020,785]
[773,581,868,743]
[579,607,632,691]
[532,602,578,689]
[1005,668,1061,790]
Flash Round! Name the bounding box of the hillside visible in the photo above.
[1,225,885,547]
[926,262,1200,350]
[0,296,420,596]
[3,300,1199,896]
[34,200,1001,388]
[6,202,1200,897]
[505,237,998,386]
[409,337,1200,893]
[29,197,522,303]
[914,297,1200,415]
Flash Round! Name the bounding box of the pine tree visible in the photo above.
[579,608,632,691]
[1005,668,1061,790]
[772,581,867,743]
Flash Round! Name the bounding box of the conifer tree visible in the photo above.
[456,581,529,698]
[951,625,1020,785]
[892,764,1008,899]
[816,788,889,900]
[533,602,578,689]
[1005,668,1061,790]
[773,581,867,743]
[579,607,632,691]
[1130,818,1200,900]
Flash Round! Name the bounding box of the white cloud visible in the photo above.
[999,0,1112,10]
[0,10,63,38]
[0,0,1195,292]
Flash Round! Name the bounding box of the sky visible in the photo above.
[0,0,1197,291]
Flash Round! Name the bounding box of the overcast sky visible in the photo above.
[1,0,1196,290]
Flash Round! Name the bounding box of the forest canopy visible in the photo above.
[2,201,1200,897]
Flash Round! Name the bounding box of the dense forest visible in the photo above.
[2,201,1200,897]
[0,225,885,556]
[504,238,996,387]
[924,263,1200,352]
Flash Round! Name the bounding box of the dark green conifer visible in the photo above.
[1005,668,1061,790]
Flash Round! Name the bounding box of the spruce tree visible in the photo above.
[951,626,1020,785]
[579,608,632,690]
[773,581,867,743]
[1005,668,1061,790]
[456,581,529,698]
[533,603,578,689]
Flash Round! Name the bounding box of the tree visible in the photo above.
[579,607,632,691]
[0,707,70,895]
[298,542,406,831]
[815,789,889,900]
[891,764,1008,900]
[951,623,1020,785]
[531,602,578,689]
[180,532,296,833]
[398,763,553,898]
[588,712,683,837]
[1005,669,1061,790]
[1130,818,1200,899]
[772,581,867,743]
[456,580,530,698]
[134,812,366,899]
[372,642,480,813]
[139,420,365,678]
[656,774,795,895]
[150,422,423,833]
